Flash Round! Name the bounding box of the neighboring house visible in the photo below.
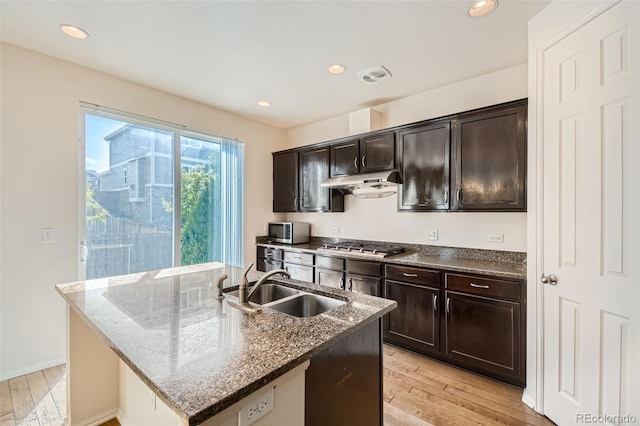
[96,124,214,227]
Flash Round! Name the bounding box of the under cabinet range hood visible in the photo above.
[321,171,402,199]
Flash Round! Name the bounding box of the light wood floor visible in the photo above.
[383,345,555,426]
[2,345,554,426]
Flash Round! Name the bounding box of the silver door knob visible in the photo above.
[540,274,558,285]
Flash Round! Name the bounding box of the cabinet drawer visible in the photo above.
[347,259,381,277]
[445,273,520,301]
[257,258,283,272]
[257,246,283,261]
[284,263,314,283]
[284,251,314,265]
[315,255,344,271]
[385,265,439,288]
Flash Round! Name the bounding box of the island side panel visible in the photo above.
[305,319,383,426]
[68,307,119,425]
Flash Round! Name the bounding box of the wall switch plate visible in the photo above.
[41,228,54,243]
[238,387,274,426]
[331,227,340,235]
[426,229,438,241]
[488,234,504,243]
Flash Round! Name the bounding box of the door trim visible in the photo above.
[526,0,622,413]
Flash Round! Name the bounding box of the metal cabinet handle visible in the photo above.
[348,278,353,291]
[293,197,299,208]
[470,283,490,289]
[293,256,302,260]
[541,274,558,285]
[456,189,461,203]
[266,253,272,257]
[446,297,451,314]
[443,187,449,203]
[403,272,418,277]
[340,277,345,290]
[361,155,367,168]
[433,294,438,311]
[300,198,304,207]
[354,157,358,169]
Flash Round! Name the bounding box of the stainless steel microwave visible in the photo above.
[268,222,310,244]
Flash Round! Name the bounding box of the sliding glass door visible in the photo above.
[81,107,243,280]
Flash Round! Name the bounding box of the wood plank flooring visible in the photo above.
[383,345,556,426]
[1,345,554,426]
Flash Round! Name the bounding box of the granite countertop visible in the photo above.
[55,262,396,426]
[257,241,526,280]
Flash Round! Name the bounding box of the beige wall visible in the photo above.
[0,43,286,380]
[286,64,528,252]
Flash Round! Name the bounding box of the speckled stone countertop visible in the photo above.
[257,238,526,280]
[55,262,396,426]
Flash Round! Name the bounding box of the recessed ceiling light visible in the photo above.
[327,64,346,75]
[59,24,89,39]
[257,101,271,107]
[468,0,498,17]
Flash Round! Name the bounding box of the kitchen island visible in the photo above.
[55,262,396,426]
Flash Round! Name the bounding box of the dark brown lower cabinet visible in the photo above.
[346,259,382,296]
[315,255,345,289]
[444,291,522,385]
[305,319,382,426]
[383,266,525,387]
[384,279,439,354]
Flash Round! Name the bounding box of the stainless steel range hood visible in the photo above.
[320,171,402,199]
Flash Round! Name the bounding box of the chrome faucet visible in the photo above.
[228,263,291,313]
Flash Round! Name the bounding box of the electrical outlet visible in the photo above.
[238,387,274,426]
[488,234,504,243]
[331,227,340,235]
[41,228,55,243]
[426,229,438,241]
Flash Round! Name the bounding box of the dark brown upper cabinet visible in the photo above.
[451,101,527,211]
[330,132,395,177]
[397,121,451,211]
[299,146,339,212]
[273,148,344,213]
[273,151,298,212]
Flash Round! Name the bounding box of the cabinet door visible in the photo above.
[451,102,526,211]
[299,147,330,212]
[360,133,395,173]
[445,291,522,384]
[315,268,345,290]
[346,274,380,296]
[284,263,314,283]
[385,280,439,354]
[397,122,450,211]
[273,151,299,212]
[330,139,360,176]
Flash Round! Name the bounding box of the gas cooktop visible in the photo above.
[317,243,405,259]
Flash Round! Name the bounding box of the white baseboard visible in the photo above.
[0,357,66,381]
[521,393,539,413]
[73,408,119,426]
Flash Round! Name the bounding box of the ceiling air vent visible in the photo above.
[356,66,392,84]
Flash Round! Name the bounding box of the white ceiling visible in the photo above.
[0,1,550,129]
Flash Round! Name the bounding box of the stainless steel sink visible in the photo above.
[267,293,346,318]
[228,283,299,304]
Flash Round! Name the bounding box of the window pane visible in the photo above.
[180,136,221,266]
[85,114,174,279]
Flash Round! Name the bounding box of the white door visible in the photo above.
[541,1,639,424]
